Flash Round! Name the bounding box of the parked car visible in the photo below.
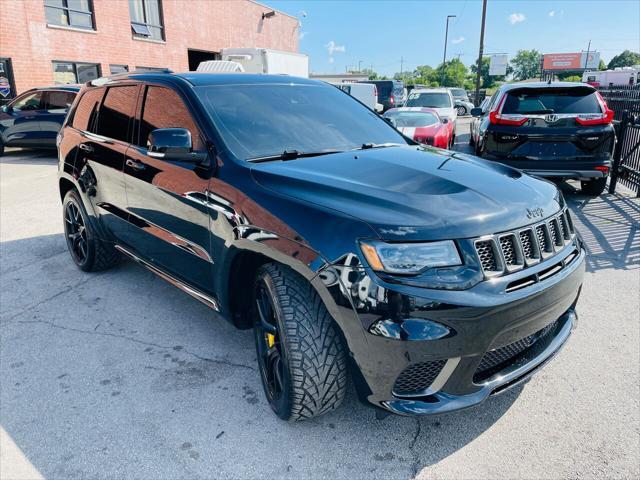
[405,88,457,141]
[470,82,615,195]
[0,85,79,155]
[334,82,382,112]
[469,96,491,146]
[449,87,474,116]
[384,107,453,148]
[59,72,584,421]
[359,80,404,111]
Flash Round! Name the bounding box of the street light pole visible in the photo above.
[474,0,487,106]
[358,59,363,72]
[441,14,456,85]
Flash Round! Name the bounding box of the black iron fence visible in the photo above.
[597,84,640,122]
[609,111,640,197]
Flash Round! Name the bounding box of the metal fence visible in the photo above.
[597,84,640,122]
[609,111,640,197]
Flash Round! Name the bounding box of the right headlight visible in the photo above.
[359,240,462,275]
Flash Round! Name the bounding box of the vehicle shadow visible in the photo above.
[1,233,522,480]
[560,182,639,272]
[0,148,58,165]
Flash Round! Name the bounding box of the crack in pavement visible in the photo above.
[12,318,257,372]
[408,417,422,479]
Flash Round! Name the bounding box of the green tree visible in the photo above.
[607,50,640,69]
[434,58,468,87]
[413,65,438,85]
[510,49,542,80]
[598,59,607,70]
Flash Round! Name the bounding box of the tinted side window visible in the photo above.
[71,88,104,131]
[45,91,77,113]
[139,86,203,150]
[96,86,138,142]
[12,91,43,111]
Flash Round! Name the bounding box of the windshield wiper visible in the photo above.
[248,149,344,163]
[358,142,405,150]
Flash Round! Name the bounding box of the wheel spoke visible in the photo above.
[272,356,284,393]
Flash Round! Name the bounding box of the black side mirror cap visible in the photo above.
[2,105,12,113]
[147,128,205,164]
[470,107,483,117]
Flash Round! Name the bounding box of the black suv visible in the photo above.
[471,82,615,196]
[58,72,584,420]
[360,80,404,111]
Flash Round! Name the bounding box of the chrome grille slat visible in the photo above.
[473,208,575,280]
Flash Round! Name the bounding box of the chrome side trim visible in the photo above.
[115,244,219,311]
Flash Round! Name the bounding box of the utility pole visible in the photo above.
[583,40,591,70]
[474,0,487,106]
[441,14,456,85]
[400,56,404,78]
[358,59,363,72]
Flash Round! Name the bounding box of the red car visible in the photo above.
[383,107,454,148]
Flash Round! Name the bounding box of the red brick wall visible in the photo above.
[0,0,299,93]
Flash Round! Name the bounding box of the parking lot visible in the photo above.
[1,118,639,479]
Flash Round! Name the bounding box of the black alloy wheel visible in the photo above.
[64,200,89,265]
[254,274,290,415]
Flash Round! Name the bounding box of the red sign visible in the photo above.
[543,53,582,70]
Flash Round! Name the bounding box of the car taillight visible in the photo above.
[389,95,395,105]
[594,165,609,173]
[373,85,378,98]
[575,92,614,125]
[489,94,528,126]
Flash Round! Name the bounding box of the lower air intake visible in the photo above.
[393,360,447,396]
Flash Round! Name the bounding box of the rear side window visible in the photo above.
[96,86,138,142]
[71,88,104,131]
[502,89,601,114]
[45,91,76,113]
[138,86,203,150]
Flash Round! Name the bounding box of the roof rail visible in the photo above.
[87,68,174,87]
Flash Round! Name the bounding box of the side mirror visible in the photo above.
[383,116,396,127]
[1,105,12,113]
[147,128,205,163]
[470,107,483,117]
[442,118,449,124]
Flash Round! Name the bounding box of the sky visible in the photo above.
[267,0,640,76]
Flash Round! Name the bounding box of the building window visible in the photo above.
[52,61,100,84]
[135,66,166,72]
[44,0,95,30]
[109,64,129,75]
[129,0,164,41]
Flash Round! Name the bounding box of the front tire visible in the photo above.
[63,189,119,271]
[581,177,607,196]
[253,263,348,421]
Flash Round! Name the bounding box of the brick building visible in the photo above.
[0,0,299,101]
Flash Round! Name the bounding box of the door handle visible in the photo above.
[126,158,146,171]
[79,143,94,153]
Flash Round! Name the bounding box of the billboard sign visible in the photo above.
[543,52,600,70]
[489,54,508,76]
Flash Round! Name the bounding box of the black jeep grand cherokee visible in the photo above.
[58,72,584,420]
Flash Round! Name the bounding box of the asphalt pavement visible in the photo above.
[1,118,639,479]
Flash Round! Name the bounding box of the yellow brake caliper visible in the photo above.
[267,333,275,348]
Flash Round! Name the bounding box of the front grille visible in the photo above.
[476,240,497,271]
[499,235,518,266]
[519,230,535,260]
[473,208,574,279]
[393,360,447,396]
[474,320,558,383]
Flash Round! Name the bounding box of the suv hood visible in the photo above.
[250,146,562,241]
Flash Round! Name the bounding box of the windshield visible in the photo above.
[406,92,452,108]
[195,84,407,160]
[450,88,467,99]
[384,111,439,127]
[502,89,601,114]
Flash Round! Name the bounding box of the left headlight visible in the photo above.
[359,240,462,274]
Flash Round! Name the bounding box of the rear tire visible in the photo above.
[253,263,348,421]
[0,139,4,157]
[457,106,467,116]
[581,177,607,196]
[63,189,119,272]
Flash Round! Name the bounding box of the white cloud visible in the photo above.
[325,40,346,55]
[548,10,555,17]
[299,31,308,40]
[328,57,335,64]
[508,13,526,25]
[452,36,465,44]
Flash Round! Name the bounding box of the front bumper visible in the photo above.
[315,241,585,416]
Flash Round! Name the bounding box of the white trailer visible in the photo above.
[220,48,309,78]
[583,67,640,87]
